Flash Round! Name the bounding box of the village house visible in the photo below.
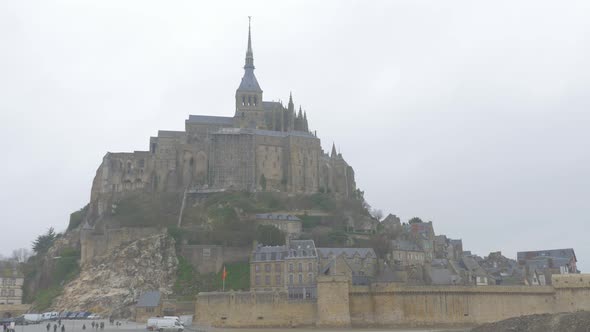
[134,290,162,323]
[317,248,377,285]
[390,239,426,267]
[250,239,318,299]
[0,268,24,305]
[517,248,578,285]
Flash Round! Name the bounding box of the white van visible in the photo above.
[146,318,183,332]
[163,316,183,325]
[23,314,43,323]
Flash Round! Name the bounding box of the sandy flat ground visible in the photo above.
[12,320,470,332]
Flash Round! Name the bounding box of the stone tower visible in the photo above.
[234,18,265,129]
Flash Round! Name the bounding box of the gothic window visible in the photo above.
[242,96,246,106]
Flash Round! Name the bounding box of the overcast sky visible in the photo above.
[1,1,589,269]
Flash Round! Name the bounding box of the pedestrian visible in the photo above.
[58,319,62,326]
[91,322,95,329]
[100,322,104,330]
[53,324,57,332]
[46,323,51,332]
[82,325,86,330]
[61,325,65,332]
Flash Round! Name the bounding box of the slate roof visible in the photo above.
[263,101,282,111]
[251,245,288,262]
[186,115,235,125]
[517,248,576,263]
[136,291,161,307]
[316,248,376,259]
[287,240,317,258]
[237,69,262,92]
[461,255,488,277]
[255,213,301,221]
[430,268,461,285]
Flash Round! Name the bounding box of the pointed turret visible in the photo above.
[331,143,337,158]
[235,17,264,128]
[303,111,309,132]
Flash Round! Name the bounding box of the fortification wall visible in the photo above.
[355,284,556,327]
[196,291,316,328]
[196,274,590,328]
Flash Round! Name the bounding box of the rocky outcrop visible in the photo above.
[53,233,178,318]
[472,311,590,332]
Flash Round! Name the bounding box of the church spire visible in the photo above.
[245,16,254,69]
[331,143,337,157]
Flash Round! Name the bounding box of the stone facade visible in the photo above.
[0,271,24,305]
[255,214,302,238]
[250,240,318,298]
[317,248,377,285]
[85,22,356,227]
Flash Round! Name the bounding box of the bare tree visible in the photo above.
[12,248,32,263]
[371,208,384,221]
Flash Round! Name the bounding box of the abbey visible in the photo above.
[90,22,356,205]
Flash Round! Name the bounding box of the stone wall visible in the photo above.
[195,274,590,328]
[180,245,250,274]
[196,291,316,327]
[81,227,163,265]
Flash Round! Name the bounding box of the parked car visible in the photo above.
[87,314,100,320]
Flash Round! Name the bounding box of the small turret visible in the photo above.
[303,111,309,132]
[331,143,337,158]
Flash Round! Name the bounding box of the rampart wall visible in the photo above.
[195,274,590,328]
[196,291,316,328]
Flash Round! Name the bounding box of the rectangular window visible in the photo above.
[275,263,281,272]
[289,263,293,272]
[255,275,260,285]
[308,262,312,271]
[298,274,303,284]
[8,290,14,297]
[298,263,302,272]
[308,273,313,283]
[289,274,294,285]
[265,264,271,272]
[275,275,281,285]
[202,248,211,257]
[265,275,270,285]
[255,265,260,273]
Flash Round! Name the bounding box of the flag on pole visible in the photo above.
[222,265,227,281]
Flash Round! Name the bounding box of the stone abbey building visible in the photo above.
[90,21,356,210]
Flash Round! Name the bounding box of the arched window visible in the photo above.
[248,96,251,106]
[242,96,245,106]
